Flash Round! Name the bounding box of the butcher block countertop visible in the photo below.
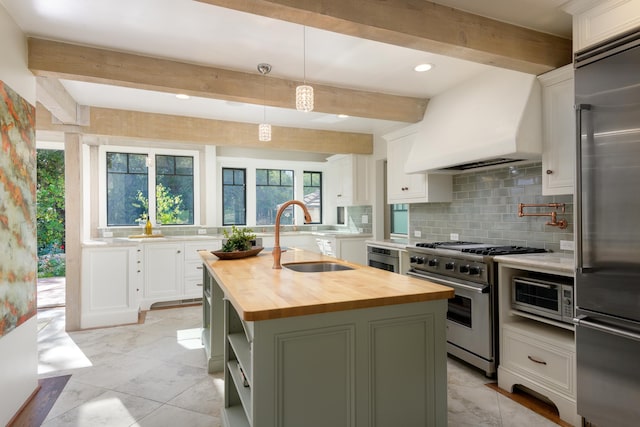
[199,249,454,321]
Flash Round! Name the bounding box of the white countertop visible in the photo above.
[365,238,412,250]
[494,252,575,275]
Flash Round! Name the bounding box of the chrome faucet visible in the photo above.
[273,200,312,269]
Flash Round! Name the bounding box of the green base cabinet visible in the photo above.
[200,268,448,426]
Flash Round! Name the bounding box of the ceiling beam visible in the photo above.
[35,104,373,154]
[35,76,88,125]
[196,0,572,74]
[28,38,427,123]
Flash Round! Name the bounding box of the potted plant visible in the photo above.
[221,226,257,252]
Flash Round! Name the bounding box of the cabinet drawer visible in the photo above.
[502,326,575,396]
[184,277,203,298]
[185,260,205,278]
[184,240,221,261]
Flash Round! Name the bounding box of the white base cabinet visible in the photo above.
[81,246,140,328]
[497,262,580,426]
[316,236,368,265]
[140,239,221,310]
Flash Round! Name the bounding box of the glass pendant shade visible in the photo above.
[296,84,314,112]
[259,123,271,142]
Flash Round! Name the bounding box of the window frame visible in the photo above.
[303,171,323,224]
[98,145,200,228]
[222,167,247,226]
[390,203,409,236]
[255,168,295,226]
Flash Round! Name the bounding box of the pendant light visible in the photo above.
[295,26,314,112]
[257,63,272,142]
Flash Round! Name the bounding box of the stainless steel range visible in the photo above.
[406,241,546,377]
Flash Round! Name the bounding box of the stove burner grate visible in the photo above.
[461,246,547,256]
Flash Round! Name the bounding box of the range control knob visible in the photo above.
[459,265,470,274]
[469,266,481,276]
[428,259,438,267]
[410,256,419,264]
[445,262,455,270]
[416,256,426,264]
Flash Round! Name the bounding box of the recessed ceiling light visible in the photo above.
[175,94,190,100]
[414,63,433,72]
[338,114,349,119]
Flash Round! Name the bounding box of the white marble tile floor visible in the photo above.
[37,305,560,426]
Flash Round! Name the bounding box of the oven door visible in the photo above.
[367,247,399,273]
[408,271,492,361]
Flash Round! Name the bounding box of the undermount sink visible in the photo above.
[283,261,355,273]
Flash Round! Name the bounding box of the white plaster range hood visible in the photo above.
[404,67,542,174]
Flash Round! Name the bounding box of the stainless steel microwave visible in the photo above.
[512,276,574,324]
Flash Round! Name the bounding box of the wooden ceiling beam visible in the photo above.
[36,76,86,125]
[196,0,572,74]
[35,104,373,154]
[28,38,426,123]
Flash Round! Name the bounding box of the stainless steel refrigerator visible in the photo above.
[574,29,640,427]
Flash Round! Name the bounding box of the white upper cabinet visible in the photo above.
[539,65,576,196]
[327,154,371,207]
[566,0,640,51]
[384,125,452,204]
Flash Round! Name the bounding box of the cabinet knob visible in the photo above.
[177,250,181,254]
[197,266,203,270]
[546,169,553,175]
[196,283,203,287]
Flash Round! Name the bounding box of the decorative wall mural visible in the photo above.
[0,80,37,337]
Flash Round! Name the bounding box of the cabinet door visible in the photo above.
[387,133,426,202]
[333,155,353,207]
[540,65,575,195]
[81,246,139,328]
[143,243,183,303]
[571,0,640,51]
[387,134,452,204]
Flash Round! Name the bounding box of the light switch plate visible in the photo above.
[361,214,369,224]
[560,240,574,251]
[414,230,422,238]
[450,233,459,241]
[103,231,113,238]
[198,228,207,235]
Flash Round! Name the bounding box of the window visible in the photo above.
[303,171,322,223]
[155,155,194,225]
[390,203,408,235]
[256,169,294,225]
[106,152,149,226]
[103,149,198,227]
[222,168,246,226]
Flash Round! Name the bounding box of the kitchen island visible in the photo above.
[199,249,453,427]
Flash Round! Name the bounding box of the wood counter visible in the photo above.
[199,248,453,321]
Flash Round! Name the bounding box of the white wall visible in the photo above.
[0,5,38,425]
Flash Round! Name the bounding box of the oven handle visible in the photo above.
[407,271,489,294]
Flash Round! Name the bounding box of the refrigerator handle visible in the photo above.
[575,104,591,273]
[575,315,640,342]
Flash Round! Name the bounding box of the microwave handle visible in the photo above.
[513,278,554,289]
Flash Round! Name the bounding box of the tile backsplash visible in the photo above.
[409,163,573,252]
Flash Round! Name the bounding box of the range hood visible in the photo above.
[404,68,542,174]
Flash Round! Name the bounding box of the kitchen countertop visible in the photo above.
[199,248,453,321]
[365,238,412,250]
[83,230,370,247]
[494,252,575,275]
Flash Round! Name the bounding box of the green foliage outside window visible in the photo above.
[37,149,66,277]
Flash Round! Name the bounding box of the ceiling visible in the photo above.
[2,0,573,138]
